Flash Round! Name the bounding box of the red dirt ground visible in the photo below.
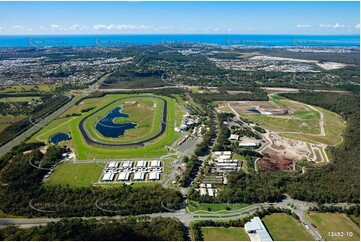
[258,152,295,172]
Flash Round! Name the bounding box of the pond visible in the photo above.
[249,108,261,114]
[50,132,70,145]
[95,106,137,138]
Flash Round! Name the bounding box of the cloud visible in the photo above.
[13,25,24,30]
[50,24,62,31]
[70,24,86,31]
[356,24,360,29]
[297,24,313,28]
[93,24,148,31]
[320,23,348,28]
[0,26,3,31]
[154,26,173,31]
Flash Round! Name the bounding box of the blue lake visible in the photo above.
[96,107,137,138]
[249,108,261,114]
[50,132,70,145]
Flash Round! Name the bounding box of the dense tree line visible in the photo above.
[102,70,167,89]
[309,205,360,217]
[180,155,200,187]
[194,91,359,204]
[0,142,44,171]
[213,113,232,151]
[0,95,71,146]
[196,89,268,102]
[189,170,288,203]
[0,146,182,217]
[281,91,360,203]
[0,216,187,241]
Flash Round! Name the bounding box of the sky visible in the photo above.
[0,1,359,35]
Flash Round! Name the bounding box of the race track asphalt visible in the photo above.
[78,96,167,147]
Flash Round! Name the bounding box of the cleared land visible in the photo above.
[0,114,27,132]
[45,162,103,187]
[0,96,41,102]
[304,212,360,241]
[0,85,58,93]
[229,94,345,146]
[262,213,314,241]
[200,227,249,241]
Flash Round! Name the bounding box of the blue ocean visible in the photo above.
[0,34,359,48]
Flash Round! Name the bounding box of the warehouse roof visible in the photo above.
[102,172,114,182]
[136,160,146,167]
[134,172,145,180]
[122,161,132,168]
[108,161,119,168]
[150,160,161,167]
[149,172,160,180]
[118,172,130,181]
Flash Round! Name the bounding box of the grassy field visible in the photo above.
[45,162,103,187]
[281,106,346,146]
[262,213,314,241]
[29,94,182,159]
[187,200,248,214]
[0,96,41,102]
[238,95,345,146]
[83,96,163,144]
[0,85,58,93]
[200,227,249,241]
[0,114,28,132]
[245,95,321,134]
[304,212,360,241]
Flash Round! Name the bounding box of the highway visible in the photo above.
[1,195,357,242]
[0,73,111,158]
[0,95,81,158]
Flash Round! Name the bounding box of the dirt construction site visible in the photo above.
[225,95,336,171]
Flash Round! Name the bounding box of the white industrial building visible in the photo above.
[150,160,161,168]
[118,172,130,181]
[136,160,147,168]
[107,161,119,168]
[102,172,115,182]
[149,172,160,180]
[214,151,232,156]
[239,142,258,148]
[122,161,132,168]
[199,188,207,196]
[216,163,238,171]
[245,217,273,241]
[134,172,145,181]
[229,134,240,141]
[207,188,214,197]
[217,159,238,163]
[218,155,232,160]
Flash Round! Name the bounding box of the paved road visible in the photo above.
[0,196,357,242]
[0,95,80,158]
[78,96,168,147]
[0,73,113,158]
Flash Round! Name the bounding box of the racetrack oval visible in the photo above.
[78,96,167,147]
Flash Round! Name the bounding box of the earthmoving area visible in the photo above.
[258,150,296,172]
[227,94,345,169]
